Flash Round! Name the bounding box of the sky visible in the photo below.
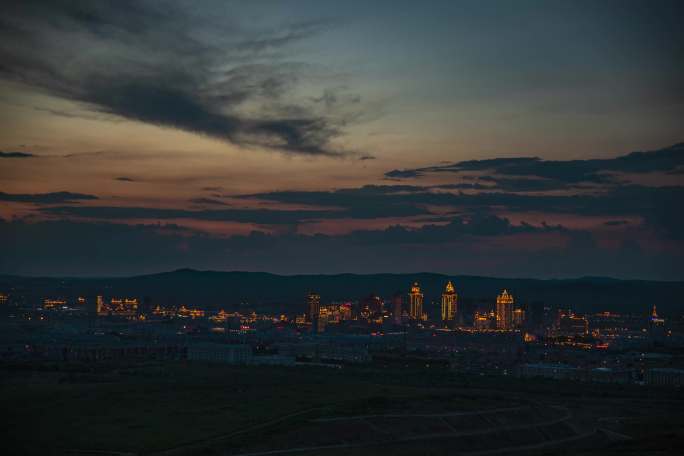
[1,0,683,279]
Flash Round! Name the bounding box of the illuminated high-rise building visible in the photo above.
[649,304,666,344]
[651,304,664,325]
[306,292,320,323]
[440,280,458,325]
[408,282,423,320]
[96,295,104,315]
[513,308,525,328]
[496,289,514,330]
[392,292,403,324]
[317,306,328,333]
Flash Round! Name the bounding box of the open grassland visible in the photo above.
[2,361,684,455]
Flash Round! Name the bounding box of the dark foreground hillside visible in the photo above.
[2,360,684,455]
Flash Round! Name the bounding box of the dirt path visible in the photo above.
[226,406,579,456]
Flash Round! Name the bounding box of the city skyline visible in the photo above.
[1,1,683,279]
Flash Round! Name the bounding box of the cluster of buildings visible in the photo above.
[2,280,683,387]
[304,281,523,332]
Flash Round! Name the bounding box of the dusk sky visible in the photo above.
[1,0,683,279]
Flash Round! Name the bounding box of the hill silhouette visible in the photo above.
[1,269,682,315]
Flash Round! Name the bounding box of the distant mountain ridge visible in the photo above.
[1,269,683,315]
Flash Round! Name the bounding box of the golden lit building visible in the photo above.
[474,311,493,330]
[0,293,7,305]
[178,305,205,318]
[317,306,328,333]
[440,280,458,325]
[97,297,138,316]
[153,305,176,317]
[649,304,666,343]
[211,309,229,322]
[496,289,514,330]
[651,304,665,326]
[43,298,67,309]
[409,282,423,320]
[306,292,320,322]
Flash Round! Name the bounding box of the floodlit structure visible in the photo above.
[306,291,320,323]
[408,282,423,320]
[440,280,458,325]
[97,297,138,317]
[43,298,67,309]
[496,289,514,330]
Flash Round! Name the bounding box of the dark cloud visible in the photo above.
[239,185,435,219]
[0,191,97,204]
[385,143,684,188]
[385,169,422,179]
[432,183,491,190]
[240,183,684,239]
[188,198,228,206]
[40,205,331,225]
[476,176,575,192]
[604,220,630,226]
[0,1,357,156]
[40,192,430,224]
[114,176,135,182]
[0,151,34,158]
[345,214,567,244]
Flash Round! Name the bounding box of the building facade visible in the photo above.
[392,292,403,325]
[408,282,423,320]
[440,280,458,325]
[496,289,514,330]
[306,291,320,323]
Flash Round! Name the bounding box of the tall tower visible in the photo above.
[306,292,320,323]
[441,280,458,325]
[496,289,514,330]
[96,295,104,316]
[409,282,423,320]
[392,292,403,325]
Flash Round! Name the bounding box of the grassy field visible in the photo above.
[2,361,684,455]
